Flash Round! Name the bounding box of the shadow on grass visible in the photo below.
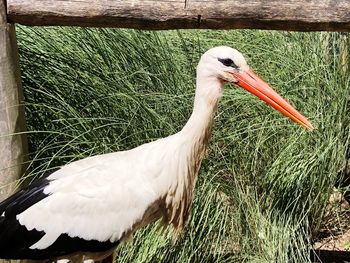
[311,249,350,263]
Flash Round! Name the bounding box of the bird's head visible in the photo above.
[197,46,314,131]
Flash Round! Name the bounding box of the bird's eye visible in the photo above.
[218,58,238,68]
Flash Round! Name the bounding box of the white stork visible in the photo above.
[0,46,313,263]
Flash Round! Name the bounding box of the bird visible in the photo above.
[0,46,314,263]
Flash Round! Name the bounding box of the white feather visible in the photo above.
[17,136,181,249]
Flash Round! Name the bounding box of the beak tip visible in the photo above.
[305,122,315,132]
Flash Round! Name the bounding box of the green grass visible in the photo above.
[15,27,350,262]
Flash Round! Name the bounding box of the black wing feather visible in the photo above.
[0,173,119,260]
[0,177,49,259]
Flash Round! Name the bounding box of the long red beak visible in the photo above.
[232,69,314,131]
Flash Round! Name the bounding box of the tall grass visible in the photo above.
[16,27,349,262]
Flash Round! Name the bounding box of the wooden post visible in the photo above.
[0,0,27,202]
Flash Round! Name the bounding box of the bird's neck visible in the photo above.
[166,76,223,234]
[181,76,224,141]
[180,76,223,180]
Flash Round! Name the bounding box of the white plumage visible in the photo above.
[20,140,178,249]
[0,46,313,262]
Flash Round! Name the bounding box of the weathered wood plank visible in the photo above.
[6,0,350,31]
[0,0,27,202]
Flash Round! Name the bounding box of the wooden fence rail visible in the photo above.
[6,0,350,31]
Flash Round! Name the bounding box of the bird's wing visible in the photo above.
[0,177,54,259]
[0,146,165,259]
